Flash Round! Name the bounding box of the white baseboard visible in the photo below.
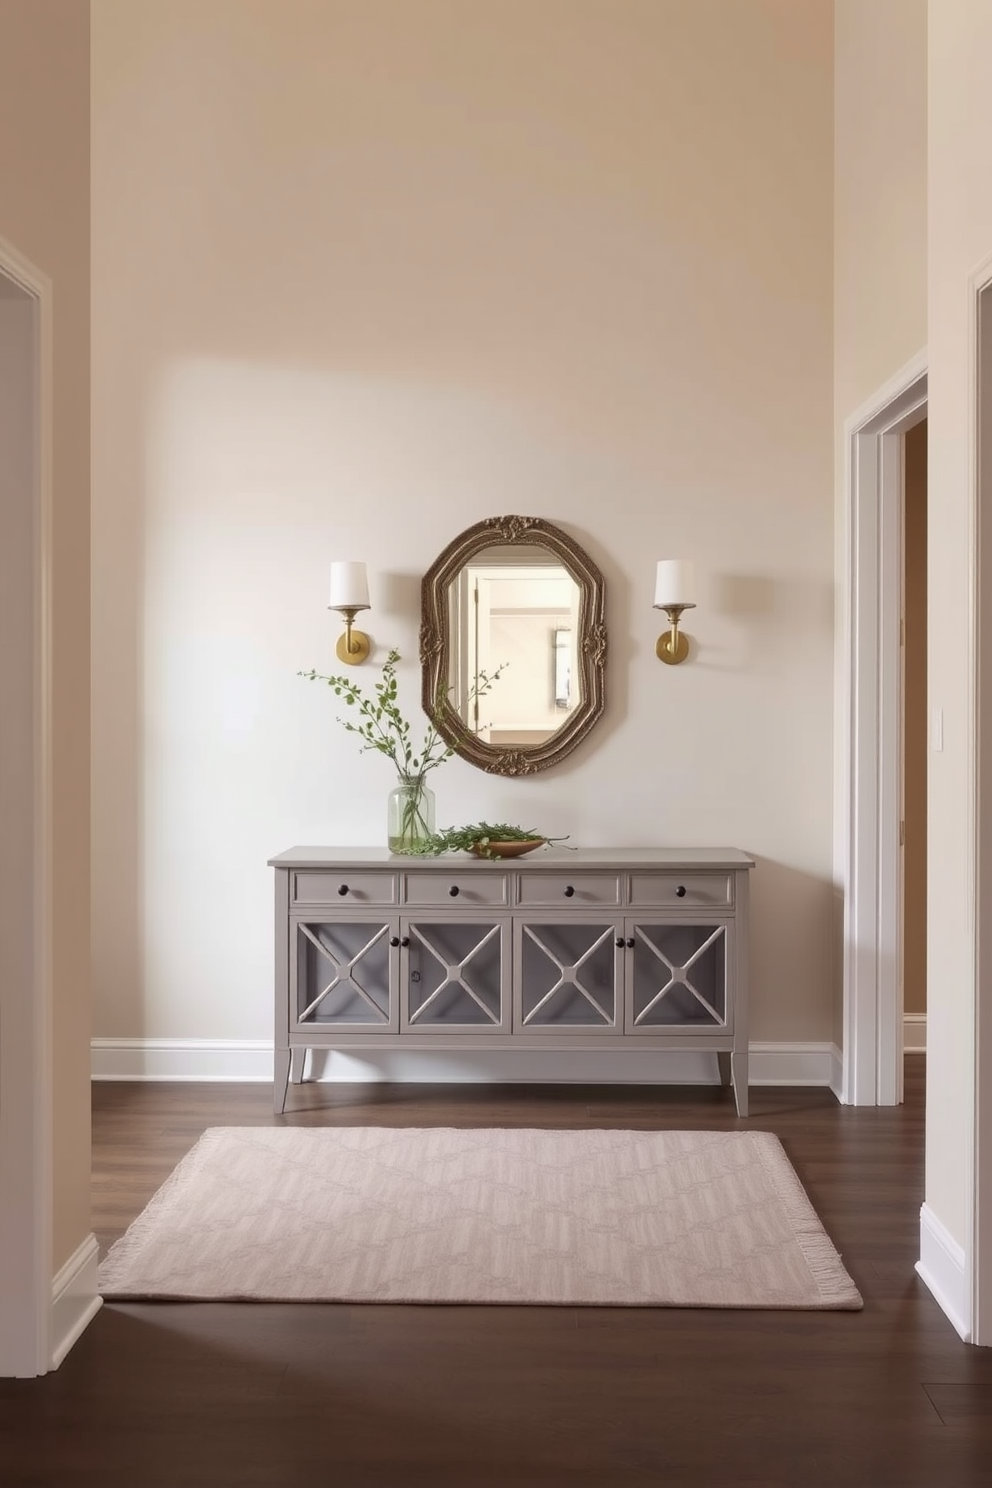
[51,1234,101,1369]
[92,1037,839,1087]
[917,1202,971,1341]
[903,1014,927,1053]
[91,1038,273,1081]
[747,1041,839,1087]
[828,1042,844,1102]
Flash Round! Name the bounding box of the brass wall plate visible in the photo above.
[656,632,689,665]
[336,629,371,665]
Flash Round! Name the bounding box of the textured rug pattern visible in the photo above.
[98,1126,862,1309]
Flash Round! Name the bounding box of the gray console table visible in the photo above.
[268,847,754,1116]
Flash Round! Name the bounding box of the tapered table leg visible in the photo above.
[273,1047,291,1115]
[731,1052,748,1118]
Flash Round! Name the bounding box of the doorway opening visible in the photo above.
[902,419,928,1065]
[841,354,927,1108]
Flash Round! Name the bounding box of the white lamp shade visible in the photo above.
[329,561,370,611]
[654,559,695,608]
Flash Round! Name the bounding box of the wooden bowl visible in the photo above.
[469,838,544,859]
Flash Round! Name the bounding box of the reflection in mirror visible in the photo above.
[421,516,607,776]
[448,544,582,747]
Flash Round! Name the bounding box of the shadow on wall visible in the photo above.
[746,854,835,1048]
[700,571,833,675]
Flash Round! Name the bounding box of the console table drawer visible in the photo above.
[404,872,508,907]
[292,871,397,906]
[517,873,621,907]
[629,872,733,909]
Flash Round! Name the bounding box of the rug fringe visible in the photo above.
[754,1133,863,1309]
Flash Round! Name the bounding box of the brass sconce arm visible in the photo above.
[334,606,371,666]
[655,603,695,665]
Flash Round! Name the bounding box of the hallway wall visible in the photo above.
[91,0,838,1068]
[0,0,91,1275]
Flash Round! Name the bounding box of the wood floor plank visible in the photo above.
[924,1381,992,1424]
[5,1059,992,1487]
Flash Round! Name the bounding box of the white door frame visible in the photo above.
[841,351,927,1107]
[972,259,992,1347]
[0,235,55,1376]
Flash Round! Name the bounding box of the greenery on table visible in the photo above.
[410,822,572,859]
[299,649,506,852]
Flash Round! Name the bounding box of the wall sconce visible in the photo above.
[329,561,371,665]
[654,559,696,665]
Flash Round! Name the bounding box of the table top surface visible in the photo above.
[268,846,755,870]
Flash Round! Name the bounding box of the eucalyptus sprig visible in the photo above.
[299,649,505,782]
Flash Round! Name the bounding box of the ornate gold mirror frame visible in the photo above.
[420,515,607,776]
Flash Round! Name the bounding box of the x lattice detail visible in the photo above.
[298,922,389,1023]
[522,923,616,1025]
[632,924,726,1026]
[407,923,502,1024]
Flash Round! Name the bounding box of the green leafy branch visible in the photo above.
[299,648,506,781]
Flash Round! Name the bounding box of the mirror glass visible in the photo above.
[421,517,607,776]
[447,543,582,747]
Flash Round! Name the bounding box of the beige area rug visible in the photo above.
[98,1126,862,1309]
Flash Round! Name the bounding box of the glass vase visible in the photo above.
[387,774,436,854]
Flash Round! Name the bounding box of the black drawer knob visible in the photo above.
[563,885,575,897]
[389,936,400,948]
[676,885,687,898]
[615,936,625,948]
[626,937,636,949]
[401,937,410,948]
[337,884,349,896]
[449,885,460,897]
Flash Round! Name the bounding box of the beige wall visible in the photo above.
[91,1,835,1060]
[832,0,927,1048]
[903,419,927,1019]
[834,0,927,419]
[926,0,992,1253]
[0,1,91,1270]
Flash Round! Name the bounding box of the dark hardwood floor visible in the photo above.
[3,1060,992,1487]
